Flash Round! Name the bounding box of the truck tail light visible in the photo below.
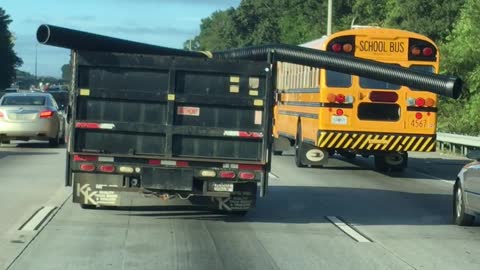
[200,170,216,177]
[219,171,236,179]
[238,164,263,171]
[239,172,255,180]
[80,164,95,172]
[119,166,134,173]
[74,155,98,162]
[99,165,115,173]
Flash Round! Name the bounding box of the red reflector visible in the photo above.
[80,164,95,172]
[100,165,115,173]
[239,172,255,180]
[75,122,100,129]
[369,91,398,102]
[74,155,98,162]
[176,161,189,167]
[422,47,433,56]
[331,43,342,52]
[238,164,263,171]
[415,98,425,106]
[148,159,161,165]
[219,171,236,179]
[415,113,423,120]
[335,94,345,103]
[239,132,263,138]
[336,109,344,116]
[40,110,54,118]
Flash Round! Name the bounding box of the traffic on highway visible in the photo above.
[1,1,480,270]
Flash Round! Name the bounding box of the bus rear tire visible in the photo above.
[374,152,407,172]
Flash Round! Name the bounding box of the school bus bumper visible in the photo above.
[317,131,436,152]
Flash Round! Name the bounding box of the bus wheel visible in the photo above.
[374,152,407,172]
[295,123,306,168]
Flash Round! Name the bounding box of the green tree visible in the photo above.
[437,0,480,135]
[61,64,72,82]
[0,8,23,89]
[384,0,464,42]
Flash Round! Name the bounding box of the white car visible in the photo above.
[454,150,480,225]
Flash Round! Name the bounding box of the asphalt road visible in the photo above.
[1,144,480,270]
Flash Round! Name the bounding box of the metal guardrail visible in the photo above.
[436,132,480,155]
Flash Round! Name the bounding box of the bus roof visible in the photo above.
[299,28,437,50]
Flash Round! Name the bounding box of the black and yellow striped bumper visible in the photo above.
[317,131,436,152]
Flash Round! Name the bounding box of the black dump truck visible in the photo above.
[67,51,273,213]
[37,24,461,214]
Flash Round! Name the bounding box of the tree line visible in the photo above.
[185,0,480,135]
[0,7,22,89]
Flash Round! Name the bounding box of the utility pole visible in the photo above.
[327,0,333,35]
[189,40,192,51]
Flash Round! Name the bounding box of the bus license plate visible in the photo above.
[332,116,347,125]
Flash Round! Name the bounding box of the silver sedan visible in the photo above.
[454,150,480,225]
[0,93,65,146]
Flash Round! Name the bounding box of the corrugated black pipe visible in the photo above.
[212,44,462,99]
[36,24,205,58]
[36,24,462,99]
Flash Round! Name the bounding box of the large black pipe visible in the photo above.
[213,45,462,99]
[37,24,462,99]
[36,24,206,58]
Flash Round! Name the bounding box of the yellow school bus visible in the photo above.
[273,27,439,171]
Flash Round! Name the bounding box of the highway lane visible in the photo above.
[0,142,68,269]
[3,150,480,269]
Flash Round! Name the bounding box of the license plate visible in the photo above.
[332,116,347,125]
[12,114,33,120]
[208,182,234,192]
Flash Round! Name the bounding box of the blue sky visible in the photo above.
[2,0,241,77]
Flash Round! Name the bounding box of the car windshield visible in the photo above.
[1,96,46,106]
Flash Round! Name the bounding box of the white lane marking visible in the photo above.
[268,172,280,180]
[19,206,57,231]
[326,216,372,243]
[410,170,454,185]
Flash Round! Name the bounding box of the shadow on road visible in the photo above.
[0,151,59,159]
[117,186,459,226]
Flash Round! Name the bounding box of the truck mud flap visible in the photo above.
[73,173,123,206]
[213,183,257,211]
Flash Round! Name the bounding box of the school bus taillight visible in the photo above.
[370,91,398,103]
[343,43,353,53]
[331,43,342,52]
[411,47,421,56]
[425,98,435,107]
[423,47,433,57]
[415,97,426,106]
[327,93,353,104]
